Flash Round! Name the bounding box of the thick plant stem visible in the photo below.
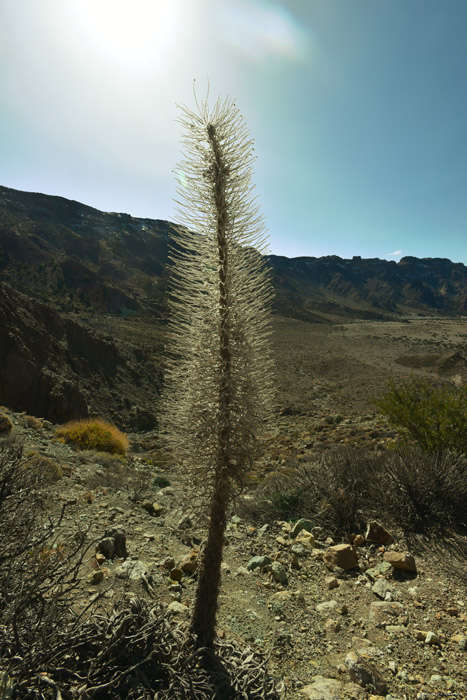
[190,473,230,647]
[191,122,233,648]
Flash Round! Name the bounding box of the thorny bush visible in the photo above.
[239,446,467,538]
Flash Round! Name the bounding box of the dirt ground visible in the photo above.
[273,315,467,417]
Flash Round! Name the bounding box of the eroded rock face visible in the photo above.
[0,283,90,422]
[0,283,161,430]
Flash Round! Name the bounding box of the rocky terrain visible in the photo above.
[0,408,465,700]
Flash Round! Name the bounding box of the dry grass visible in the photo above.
[56,418,129,455]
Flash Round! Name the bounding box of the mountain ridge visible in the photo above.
[1,184,466,322]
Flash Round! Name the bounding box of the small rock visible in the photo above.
[179,551,198,574]
[142,499,155,514]
[271,561,288,585]
[317,600,338,615]
[325,576,339,590]
[235,566,250,576]
[383,551,417,573]
[167,601,189,615]
[365,521,393,545]
[290,519,314,538]
[345,651,388,695]
[291,543,309,558]
[95,553,106,566]
[295,530,316,549]
[365,562,392,581]
[246,555,272,571]
[429,674,443,684]
[142,500,164,516]
[272,590,295,602]
[414,629,428,641]
[114,559,148,581]
[372,579,395,600]
[276,536,289,547]
[325,618,341,633]
[353,534,365,546]
[425,631,440,645]
[290,553,300,568]
[301,675,343,699]
[169,568,183,582]
[160,556,176,570]
[104,529,127,559]
[385,625,406,635]
[89,570,104,584]
[368,601,404,623]
[96,537,115,559]
[324,544,358,571]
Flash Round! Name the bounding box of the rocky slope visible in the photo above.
[1,185,466,323]
[0,409,466,700]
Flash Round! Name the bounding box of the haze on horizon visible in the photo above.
[1,0,466,265]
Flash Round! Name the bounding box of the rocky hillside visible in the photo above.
[1,185,466,322]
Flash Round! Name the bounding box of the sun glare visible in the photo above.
[70,0,179,68]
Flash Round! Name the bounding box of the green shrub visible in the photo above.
[56,419,129,455]
[375,378,467,454]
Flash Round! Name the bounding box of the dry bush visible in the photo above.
[0,443,282,698]
[381,446,467,534]
[238,449,377,537]
[25,414,44,431]
[0,413,13,433]
[0,441,91,664]
[56,418,129,455]
[239,446,467,538]
[26,451,63,482]
[10,597,282,699]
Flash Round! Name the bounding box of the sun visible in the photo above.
[70,0,180,68]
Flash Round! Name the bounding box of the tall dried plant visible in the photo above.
[160,95,275,647]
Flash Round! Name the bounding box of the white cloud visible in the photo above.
[387,249,403,257]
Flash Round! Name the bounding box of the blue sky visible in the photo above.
[1,0,466,263]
